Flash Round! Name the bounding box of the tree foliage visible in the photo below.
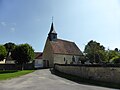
[0,45,7,61]
[4,42,16,52]
[12,44,35,65]
[107,50,120,63]
[114,48,119,52]
[84,40,105,63]
[4,42,16,60]
[84,40,120,64]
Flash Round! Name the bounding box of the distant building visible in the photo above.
[0,59,6,64]
[0,52,15,64]
[34,52,43,68]
[5,52,15,64]
[43,23,83,67]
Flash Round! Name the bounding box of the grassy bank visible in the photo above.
[0,70,34,80]
[51,69,120,89]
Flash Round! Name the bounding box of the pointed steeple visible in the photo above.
[48,22,57,41]
[48,22,57,34]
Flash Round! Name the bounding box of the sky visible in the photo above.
[0,0,120,52]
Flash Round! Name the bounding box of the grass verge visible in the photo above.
[51,69,120,89]
[0,70,34,80]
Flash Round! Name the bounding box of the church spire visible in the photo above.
[48,22,57,41]
[49,22,57,34]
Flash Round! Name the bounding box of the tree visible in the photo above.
[0,45,7,61]
[112,57,120,64]
[114,48,119,52]
[12,44,35,70]
[79,55,86,64]
[84,40,105,64]
[4,42,16,60]
[107,50,120,63]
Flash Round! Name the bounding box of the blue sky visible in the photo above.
[0,0,120,52]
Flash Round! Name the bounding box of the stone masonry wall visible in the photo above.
[0,63,34,70]
[43,38,54,67]
[55,64,120,84]
[54,54,80,64]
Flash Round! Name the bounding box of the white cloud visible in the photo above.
[0,22,17,32]
[1,22,7,26]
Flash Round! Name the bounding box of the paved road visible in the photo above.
[0,69,117,90]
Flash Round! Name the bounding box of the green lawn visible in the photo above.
[0,70,34,80]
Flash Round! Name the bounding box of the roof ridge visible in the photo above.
[35,52,43,53]
[57,38,74,43]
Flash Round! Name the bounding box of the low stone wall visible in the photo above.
[0,63,34,70]
[54,64,120,84]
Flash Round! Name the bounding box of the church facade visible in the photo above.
[42,23,83,67]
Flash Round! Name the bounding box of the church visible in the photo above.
[42,22,83,67]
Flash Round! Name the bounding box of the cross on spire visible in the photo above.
[52,16,53,22]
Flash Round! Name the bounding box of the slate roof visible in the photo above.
[35,52,43,59]
[50,39,83,55]
[48,23,57,34]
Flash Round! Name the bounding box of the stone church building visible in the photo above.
[42,23,83,67]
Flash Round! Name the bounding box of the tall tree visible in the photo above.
[84,40,105,63]
[12,44,35,70]
[0,45,7,61]
[4,42,16,60]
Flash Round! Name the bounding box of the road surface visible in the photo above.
[0,69,117,90]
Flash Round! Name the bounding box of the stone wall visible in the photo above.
[54,64,120,84]
[0,63,34,70]
[54,54,80,64]
[43,38,54,67]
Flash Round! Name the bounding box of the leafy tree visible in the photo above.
[12,44,34,70]
[79,55,86,64]
[107,50,120,63]
[97,50,108,62]
[4,42,16,60]
[4,42,16,52]
[112,57,120,64]
[84,40,105,63]
[0,45,7,61]
[114,48,119,52]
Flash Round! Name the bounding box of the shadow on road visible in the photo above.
[50,68,120,89]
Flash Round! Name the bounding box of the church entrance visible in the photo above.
[43,60,49,68]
